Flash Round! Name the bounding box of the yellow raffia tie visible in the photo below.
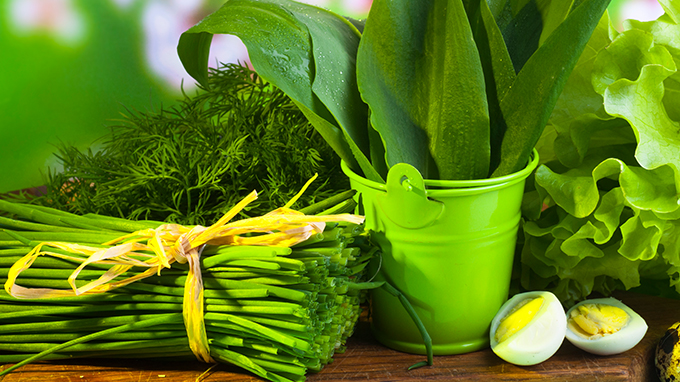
[4,175,364,363]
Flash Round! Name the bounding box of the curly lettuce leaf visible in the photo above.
[592,28,680,191]
[521,9,680,303]
[622,2,680,121]
[520,229,642,306]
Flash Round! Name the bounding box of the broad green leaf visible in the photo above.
[293,99,383,182]
[178,1,315,112]
[493,0,574,72]
[552,9,611,122]
[486,0,510,20]
[470,0,517,171]
[294,2,369,154]
[536,0,574,46]
[492,0,610,177]
[523,220,556,240]
[344,17,366,33]
[357,0,490,180]
[544,12,614,167]
[461,0,515,99]
[665,70,680,122]
[519,174,546,220]
[622,12,680,126]
[177,0,382,181]
[532,212,609,268]
[478,1,516,100]
[533,124,559,165]
[637,254,675,281]
[545,187,624,259]
[366,121,388,180]
[177,32,213,89]
[498,0,543,73]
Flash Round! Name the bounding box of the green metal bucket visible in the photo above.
[341,150,539,355]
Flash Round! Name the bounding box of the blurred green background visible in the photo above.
[0,0,664,193]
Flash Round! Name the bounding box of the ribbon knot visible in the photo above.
[174,228,213,363]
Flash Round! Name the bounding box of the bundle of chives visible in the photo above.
[0,190,374,382]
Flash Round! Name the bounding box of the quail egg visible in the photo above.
[565,297,647,356]
[490,291,567,366]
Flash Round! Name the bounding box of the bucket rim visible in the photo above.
[341,149,539,196]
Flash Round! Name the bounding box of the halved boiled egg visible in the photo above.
[565,297,647,356]
[490,291,567,366]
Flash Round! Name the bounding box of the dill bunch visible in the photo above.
[27,63,349,225]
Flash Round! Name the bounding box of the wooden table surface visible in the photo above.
[0,290,677,382]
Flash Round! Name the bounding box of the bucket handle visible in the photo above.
[376,163,444,229]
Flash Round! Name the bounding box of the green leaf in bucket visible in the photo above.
[491,0,611,177]
[466,0,517,174]
[356,0,490,180]
[177,0,383,182]
[494,0,544,74]
[178,0,610,182]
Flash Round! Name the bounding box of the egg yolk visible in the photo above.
[568,303,630,339]
[494,297,544,343]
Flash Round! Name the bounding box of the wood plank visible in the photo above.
[0,290,676,381]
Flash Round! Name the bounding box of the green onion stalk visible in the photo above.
[0,191,374,382]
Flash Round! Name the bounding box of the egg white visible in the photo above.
[565,297,648,356]
[490,291,567,366]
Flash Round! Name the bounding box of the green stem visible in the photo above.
[0,199,156,233]
[315,198,357,215]
[0,330,185,343]
[0,230,123,244]
[145,276,311,303]
[0,336,189,353]
[201,246,289,269]
[82,213,165,230]
[0,215,96,233]
[297,189,355,215]
[349,281,433,369]
[121,282,271,299]
[0,312,182,376]
[0,303,183,320]
[0,200,75,228]
[0,313,181,334]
